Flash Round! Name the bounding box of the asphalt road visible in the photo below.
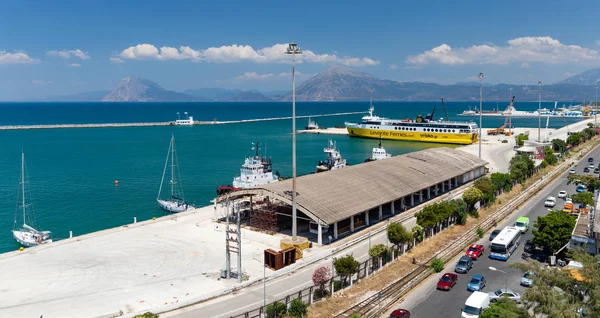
[391,146,600,318]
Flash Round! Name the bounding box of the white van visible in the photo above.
[461,291,490,317]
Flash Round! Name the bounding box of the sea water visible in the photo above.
[0,101,582,253]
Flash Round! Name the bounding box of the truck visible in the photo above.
[562,202,591,214]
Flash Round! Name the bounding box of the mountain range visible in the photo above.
[41,66,600,102]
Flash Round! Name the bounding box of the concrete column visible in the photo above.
[435,184,439,196]
[420,190,424,202]
[391,201,395,215]
[427,187,431,199]
[411,194,415,206]
[379,205,383,220]
[442,180,446,193]
[350,217,355,232]
[365,211,370,226]
[317,223,322,245]
[334,222,338,239]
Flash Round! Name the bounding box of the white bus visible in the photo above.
[489,226,522,261]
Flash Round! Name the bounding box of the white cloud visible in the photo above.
[47,49,90,60]
[0,51,36,64]
[117,43,379,66]
[389,64,398,70]
[68,63,81,67]
[219,71,315,83]
[406,36,600,66]
[109,57,124,63]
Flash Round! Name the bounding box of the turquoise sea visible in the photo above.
[0,101,583,253]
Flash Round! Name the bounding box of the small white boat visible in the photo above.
[316,139,347,172]
[365,138,392,162]
[12,152,52,247]
[157,134,194,213]
[305,117,320,130]
[175,112,194,125]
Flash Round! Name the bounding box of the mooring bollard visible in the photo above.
[69,231,73,238]
[134,217,137,224]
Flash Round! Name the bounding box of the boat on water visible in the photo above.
[175,112,194,125]
[365,137,392,162]
[217,141,279,195]
[316,139,347,173]
[157,135,194,213]
[305,117,320,130]
[12,152,52,247]
[345,93,479,145]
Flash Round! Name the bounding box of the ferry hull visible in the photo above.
[346,127,478,145]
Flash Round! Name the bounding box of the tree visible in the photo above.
[266,302,287,318]
[531,211,576,253]
[567,133,583,147]
[571,191,594,206]
[462,187,483,213]
[583,127,597,140]
[312,266,331,296]
[474,177,495,204]
[479,298,529,318]
[509,154,534,183]
[368,244,389,259]
[552,138,568,153]
[333,254,359,286]
[490,172,513,192]
[430,257,444,272]
[544,147,558,165]
[288,298,307,318]
[411,224,423,245]
[515,133,529,147]
[416,202,454,237]
[448,199,468,225]
[387,223,412,253]
[567,174,600,192]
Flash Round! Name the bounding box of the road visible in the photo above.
[389,144,600,318]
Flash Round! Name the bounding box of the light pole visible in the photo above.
[509,87,513,135]
[596,85,598,128]
[489,266,507,292]
[478,73,484,158]
[263,263,267,317]
[538,81,542,142]
[285,43,302,241]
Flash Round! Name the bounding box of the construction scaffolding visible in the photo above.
[250,204,278,232]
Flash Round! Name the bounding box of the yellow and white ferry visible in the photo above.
[345,103,479,145]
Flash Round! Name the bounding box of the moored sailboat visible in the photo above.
[157,134,194,213]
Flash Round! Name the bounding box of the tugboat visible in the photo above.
[217,141,279,195]
[365,136,392,162]
[305,117,320,130]
[316,139,347,173]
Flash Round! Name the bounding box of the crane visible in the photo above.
[440,97,450,122]
[487,95,515,136]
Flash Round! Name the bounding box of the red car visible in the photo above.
[465,244,485,259]
[389,309,410,318]
[436,273,458,290]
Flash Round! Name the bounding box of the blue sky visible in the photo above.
[1,0,600,100]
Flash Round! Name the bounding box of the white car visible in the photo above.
[589,164,595,169]
[569,169,577,174]
[544,197,556,207]
[558,190,568,199]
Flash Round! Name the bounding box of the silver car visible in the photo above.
[488,289,521,302]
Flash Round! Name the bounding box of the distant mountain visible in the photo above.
[36,90,111,102]
[558,68,600,85]
[226,91,270,101]
[184,88,271,101]
[103,77,193,102]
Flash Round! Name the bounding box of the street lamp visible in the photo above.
[285,43,302,241]
[509,87,513,135]
[489,266,507,292]
[478,73,485,158]
[538,81,542,142]
[595,85,598,128]
[263,263,267,317]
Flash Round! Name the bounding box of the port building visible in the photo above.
[218,147,487,245]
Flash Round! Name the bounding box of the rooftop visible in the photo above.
[573,213,591,238]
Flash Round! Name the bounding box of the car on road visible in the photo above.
[577,184,587,193]
[589,157,594,163]
[455,256,474,274]
[569,168,577,174]
[389,309,410,318]
[467,275,487,292]
[544,196,556,207]
[521,271,535,287]
[489,229,501,241]
[558,190,568,199]
[436,273,458,291]
[465,244,485,260]
[515,216,530,233]
[595,168,600,174]
[461,291,490,318]
[488,289,522,303]
[584,167,590,173]
[524,239,535,253]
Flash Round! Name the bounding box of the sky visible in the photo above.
[2,0,600,100]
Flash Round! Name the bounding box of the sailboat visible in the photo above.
[157,135,194,213]
[12,152,52,247]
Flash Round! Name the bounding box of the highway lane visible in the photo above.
[390,145,600,318]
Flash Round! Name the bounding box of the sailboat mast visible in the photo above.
[170,135,175,197]
[21,152,25,226]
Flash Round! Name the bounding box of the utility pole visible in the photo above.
[596,85,598,128]
[538,81,542,142]
[478,73,485,158]
[509,87,513,135]
[285,43,302,241]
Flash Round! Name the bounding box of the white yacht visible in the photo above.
[157,135,194,213]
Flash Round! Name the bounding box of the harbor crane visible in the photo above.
[487,96,515,136]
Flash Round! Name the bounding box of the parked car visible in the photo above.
[489,229,501,241]
[467,275,487,291]
[455,256,474,274]
[544,196,556,207]
[584,167,590,173]
[589,163,595,169]
[524,240,535,253]
[515,217,530,233]
[488,289,522,303]
[521,271,535,287]
[465,244,485,260]
[595,168,599,174]
[570,169,577,174]
[558,190,568,199]
[389,309,411,318]
[589,157,594,163]
[577,184,587,193]
[437,273,458,291]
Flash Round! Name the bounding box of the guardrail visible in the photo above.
[339,142,597,318]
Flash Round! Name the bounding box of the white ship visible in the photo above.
[316,139,347,172]
[232,142,279,189]
[305,118,320,130]
[175,112,194,125]
[365,137,392,162]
